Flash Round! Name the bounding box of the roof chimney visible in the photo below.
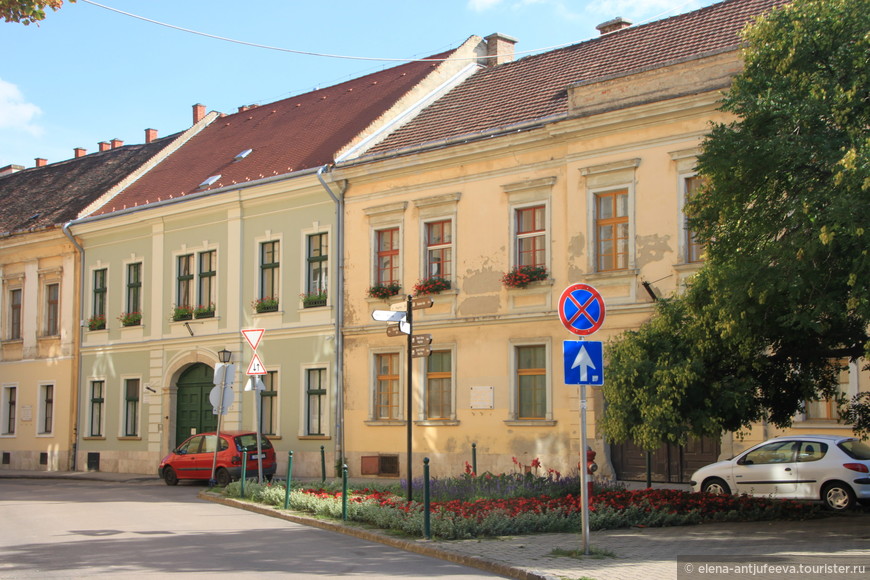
[74,147,87,158]
[145,128,158,143]
[193,103,206,124]
[0,164,24,177]
[35,158,47,167]
[596,17,632,35]
[99,142,111,152]
[111,138,124,149]
[484,33,517,66]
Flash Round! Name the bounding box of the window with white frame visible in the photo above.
[9,288,22,340]
[374,352,400,420]
[89,380,104,437]
[260,370,278,436]
[502,177,554,273]
[198,250,216,310]
[306,368,327,435]
[2,385,16,435]
[425,350,453,420]
[44,283,59,336]
[124,378,140,437]
[126,262,142,321]
[515,344,548,420]
[38,384,53,435]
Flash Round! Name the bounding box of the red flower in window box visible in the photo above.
[413,276,451,296]
[501,265,548,289]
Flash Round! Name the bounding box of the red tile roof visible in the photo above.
[92,50,455,216]
[368,0,784,156]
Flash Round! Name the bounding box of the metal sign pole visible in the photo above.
[406,294,414,502]
[209,364,227,486]
[580,382,590,555]
[256,386,264,483]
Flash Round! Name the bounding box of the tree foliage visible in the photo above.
[1,0,73,25]
[602,0,870,448]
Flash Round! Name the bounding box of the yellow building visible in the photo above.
[333,0,863,482]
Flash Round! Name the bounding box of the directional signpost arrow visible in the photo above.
[372,310,407,322]
[411,334,432,346]
[411,345,431,358]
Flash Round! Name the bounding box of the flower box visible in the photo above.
[118,312,142,327]
[501,265,548,289]
[194,304,215,319]
[252,297,279,313]
[413,276,451,296]
[88,315,106,331]
[367,282,401,299]
[300,292,327,308]
[171,305,194,321]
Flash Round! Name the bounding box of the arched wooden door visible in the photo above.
[175,363,217,446]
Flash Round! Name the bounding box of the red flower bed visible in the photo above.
[299,487,817,521]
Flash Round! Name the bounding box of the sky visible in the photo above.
[0,0,722,169]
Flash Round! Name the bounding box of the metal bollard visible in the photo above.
[284,450,293,510]
[423,457,431,540]
[320,445,326,483]
[342,464,349,521]
[240,451,248,497]
[471,442,477,476]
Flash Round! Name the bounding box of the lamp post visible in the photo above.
[209,349,233,486]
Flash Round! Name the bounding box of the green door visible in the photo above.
[175,363,217,446]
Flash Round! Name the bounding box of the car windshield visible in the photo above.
[839,439,870,460]
[235,434,272,451]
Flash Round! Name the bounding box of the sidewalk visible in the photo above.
[3,469,868,580]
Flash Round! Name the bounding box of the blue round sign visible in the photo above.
[558,283,605,336]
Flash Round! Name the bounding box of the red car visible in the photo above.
[159,431,277,486]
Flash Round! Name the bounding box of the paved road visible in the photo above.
[0,479,502,579]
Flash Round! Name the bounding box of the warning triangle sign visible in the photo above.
[241,328,265,350]
[246,353,267,375]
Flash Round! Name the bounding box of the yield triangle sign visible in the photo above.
[246,352,267,375]
[241,328,265,350]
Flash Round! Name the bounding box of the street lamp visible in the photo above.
[218,348,232,363]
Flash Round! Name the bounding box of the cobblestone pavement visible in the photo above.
[3,469,869,579]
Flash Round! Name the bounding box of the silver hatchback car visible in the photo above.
[690,434,870,510]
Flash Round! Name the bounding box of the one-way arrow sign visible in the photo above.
[563,341,603,385]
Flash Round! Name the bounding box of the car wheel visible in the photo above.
[215,467,231,487]
[822,481,855,511]
[702,477,731,495]
[163,467,179,486]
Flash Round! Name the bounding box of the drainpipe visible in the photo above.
[62,222,84,472]
[316,165,346,475]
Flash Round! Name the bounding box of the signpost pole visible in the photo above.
[405,294,414,502]
[579,381,590,555]
[256,386,264,483]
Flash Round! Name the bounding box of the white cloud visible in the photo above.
[0,78,43,136]
[467,0,505,12]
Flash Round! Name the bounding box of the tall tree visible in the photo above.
[1,0,73,25]
[602,0,870,448]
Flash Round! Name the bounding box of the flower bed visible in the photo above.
[225,479,822,541]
